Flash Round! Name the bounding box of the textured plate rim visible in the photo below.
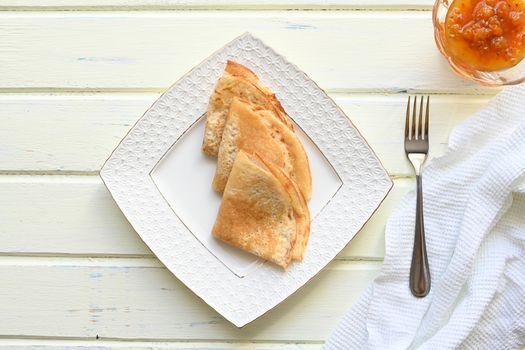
[100,32,393,327]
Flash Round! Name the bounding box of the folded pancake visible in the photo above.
[255,154,310,261]
[213,97,312,200]
[212,150,297,268]
[202,60,293,157]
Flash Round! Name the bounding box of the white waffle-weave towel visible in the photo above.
[324,85,525,350]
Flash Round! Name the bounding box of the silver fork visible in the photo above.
[405,96,431,298]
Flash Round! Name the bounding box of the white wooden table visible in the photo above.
[0,1,498,349]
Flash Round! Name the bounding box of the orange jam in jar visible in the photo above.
[445,0,525,71]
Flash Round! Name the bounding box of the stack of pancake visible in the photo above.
[202,60,312,269]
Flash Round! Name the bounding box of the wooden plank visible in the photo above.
[341,176,409,259]
[0,258,380,341]
[0,11,483,91]
[0,339,319,350]
[0,175,409,258]
[0,93,490,173]
[0,93,145,173]
[0,175,150,256]
[0,0,434,10]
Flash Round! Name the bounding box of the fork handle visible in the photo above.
[410,174,431,297]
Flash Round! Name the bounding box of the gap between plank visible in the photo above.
[0,9,432,17]
[0,336,324,346]
[0,173,412,182]
[0,171,100,178]
[0,252,384,262]
[0,255,382,268]
[0,87,500,95]
[0,4,432,12]
[0,7,431,12]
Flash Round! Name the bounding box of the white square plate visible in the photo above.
[101,33,392,327]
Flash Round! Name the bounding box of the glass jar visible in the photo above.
[433,0,525,86]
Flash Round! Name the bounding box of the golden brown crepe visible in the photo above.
[202,60,293,157]
[255,154,311,261]
[205,61,313,267]
[213,97,312,200]
[212,150,297,268]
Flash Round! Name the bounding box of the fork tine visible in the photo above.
[412,96,417,140]
[418,96,423,140]
[405,96,411,140]
[425,96,430,140]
